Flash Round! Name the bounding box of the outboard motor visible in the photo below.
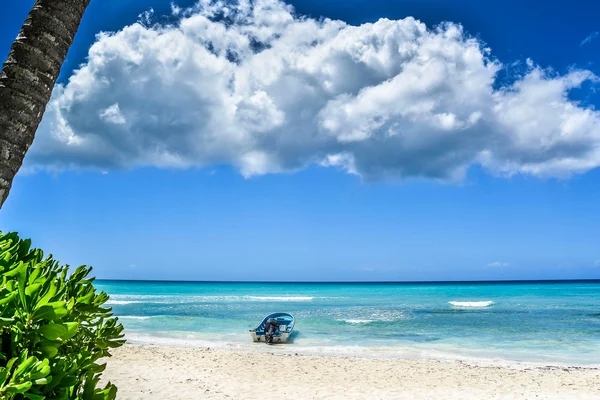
[264,318,280,344]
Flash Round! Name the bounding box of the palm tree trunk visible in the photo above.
[0,0,91,209]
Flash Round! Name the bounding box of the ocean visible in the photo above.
[94,280,600,365]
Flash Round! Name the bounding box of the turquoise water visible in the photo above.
[95,280,600,365]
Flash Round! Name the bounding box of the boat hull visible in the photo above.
[249,331,291,343]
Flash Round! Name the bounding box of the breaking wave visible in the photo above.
[106,300,141,305]
[449,301,494,308]
[244,296,314,302]
[106,295,321,305]
[339,319,374,324]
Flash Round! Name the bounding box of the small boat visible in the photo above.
[249,312,295,344]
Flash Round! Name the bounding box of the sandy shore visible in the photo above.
[101,344,600,399]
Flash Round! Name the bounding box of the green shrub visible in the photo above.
[0,232,125,399]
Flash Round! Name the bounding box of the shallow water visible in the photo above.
[95,280,600,365]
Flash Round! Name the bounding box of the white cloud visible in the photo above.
[580,32,599,47]
[486,261,509,268]
[26,0,600,182]
[138,8,155,26]
[99,103,126,124]
[171,3,182,16]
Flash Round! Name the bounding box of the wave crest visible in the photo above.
[107,295,317,305]
[244,296,314,302]
[339,319,374,324]
[449,301,494,307]
[106,300,140,305]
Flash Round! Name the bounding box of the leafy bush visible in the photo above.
[0,232,125,399]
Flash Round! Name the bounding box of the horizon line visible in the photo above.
[95,278,600,284]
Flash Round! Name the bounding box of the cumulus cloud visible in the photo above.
[26,0,600,181]
[486,261,509,268]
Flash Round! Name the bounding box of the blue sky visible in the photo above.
[1,0,599,281]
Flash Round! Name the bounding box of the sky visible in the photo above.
[1,0,599,281]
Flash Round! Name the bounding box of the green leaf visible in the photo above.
[4,381,33,394]
[32,306,55,321]
[92,383,118,400]
[27,267,41,285]
[5,358,17,373]
[29,363,51,381]
[13,356,37,379]
[0,291,17,305]
[18,263,28,310]
[47,301,68,318]
[25,283,42,297]
[3,261,26,277]
[40,344,59,358]
[24,393,46,400]
[17,238,32,258]
[94,292,109,306]
[62,322,79,339]
[77,290,95,305]
[40,323,67,341]
[32,302,68,322]
[0,367,9,387]
[107,340,126,348]
[82,371,100,399]
[37,280,57,306]
[91,363,107,373]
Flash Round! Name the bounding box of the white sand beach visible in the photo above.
[102,344,600,399]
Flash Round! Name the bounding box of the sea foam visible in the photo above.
[449,301,494,307]
[340,319,374,324]
[244,296,314,301]
[107,295,318,304]
[106,300,141,305]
